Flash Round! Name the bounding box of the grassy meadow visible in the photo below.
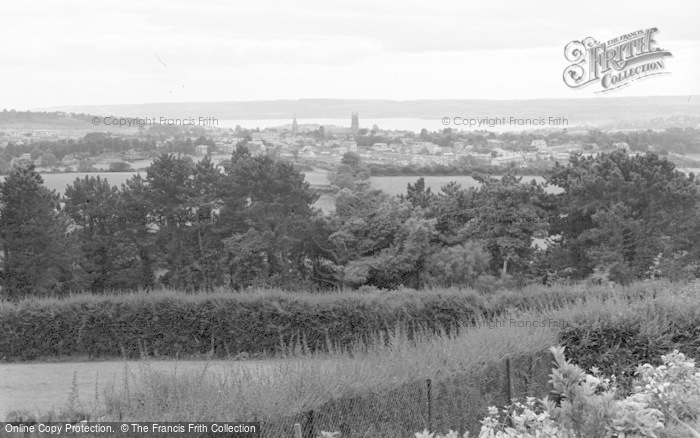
[4,280,700,437]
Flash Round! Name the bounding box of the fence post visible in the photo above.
[505,358,512,405]
[339,421,350,437]
[505,357,513,428]
[293,423,302,438]
[427,378,432,433]
[302,410,314,438]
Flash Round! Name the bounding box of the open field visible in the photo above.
[0,358,310,421]
[369,175,563,195]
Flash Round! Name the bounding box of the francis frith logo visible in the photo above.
[563,28,672,93]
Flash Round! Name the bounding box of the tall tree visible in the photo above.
[218,148,320,288]
[142,154,201,290]
[0,165,74,298]
[64,175,143,291]
[463,173,552,277]
[328,183,436,288]
[402,177,434,209]
[118,174,157,288]
[546,151,700,283]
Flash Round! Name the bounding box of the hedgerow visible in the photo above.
[0,280,689,362]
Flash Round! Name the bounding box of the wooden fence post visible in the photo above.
[505,357,513,428]
[505,357,512,405]
[427,378,432,433]
[293,423,302,438]
[339,421,350,437]
[302,409,315,438]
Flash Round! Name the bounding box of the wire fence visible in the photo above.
[257,351,554,438]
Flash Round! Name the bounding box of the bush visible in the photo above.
[558,286,700,394]
[108,161,133,172]
[424,242,491,288]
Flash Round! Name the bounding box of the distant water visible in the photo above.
[216,118,577,134]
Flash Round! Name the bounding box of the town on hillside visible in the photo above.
[1,110,700,174]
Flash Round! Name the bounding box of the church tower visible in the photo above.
[292,114,298,136]
[351,112,359,135]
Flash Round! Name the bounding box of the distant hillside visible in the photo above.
[38,96,700,128]
[0,110,97,129]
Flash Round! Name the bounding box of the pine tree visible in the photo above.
[0,164,73,299]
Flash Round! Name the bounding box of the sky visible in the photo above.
[2,0,699,110]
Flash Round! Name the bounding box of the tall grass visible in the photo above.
[101,309,561,423]
[89,282,700,434]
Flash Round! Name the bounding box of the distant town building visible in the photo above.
[491,153,525,166]
[220,144,235,154]
[292,114,298,136]
[487,139,502,147]
[351,112,359,135]
[248,141,266,156]
[195,145,209,156]
[550,152,571,162]
[531,139,547,150]
[372,143,391,152]
[342,140,358,152]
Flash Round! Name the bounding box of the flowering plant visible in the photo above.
[476,398,574,438]
[631,350,700,422]
[543,345,664,438]
[414,429,469,438]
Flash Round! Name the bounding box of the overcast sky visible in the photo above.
[2,0,699,110]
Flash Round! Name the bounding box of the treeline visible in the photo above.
[0,131,220,173]
[0,147,699,299]
[0,109,95,126]
[407,126,700,155]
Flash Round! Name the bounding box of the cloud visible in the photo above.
[2,0,699,108]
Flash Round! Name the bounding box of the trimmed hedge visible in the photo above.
[0,281,679,361]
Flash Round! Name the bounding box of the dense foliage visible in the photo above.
[0,143,699,298]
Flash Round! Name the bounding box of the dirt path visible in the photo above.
[0,359,276,420]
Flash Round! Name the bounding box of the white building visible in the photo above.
[531,139,547,150]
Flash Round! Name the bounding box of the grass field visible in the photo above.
[0,359,303,422]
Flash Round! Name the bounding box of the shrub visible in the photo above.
[424,242,491,288]
[631,350,700,423]
[108,161,133,172]
[544,345,664,438]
